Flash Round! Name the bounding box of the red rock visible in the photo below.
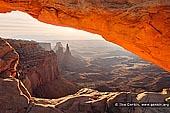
[0,0,170,70]
[34,88,170,113]
[0,78,29,113]
[0,38,19,78]
[0,68,169,113]
[6,39,79,98]
[0,1,170,112]
[54,42,86,72]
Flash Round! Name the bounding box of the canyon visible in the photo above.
[0,0,170,113]
[5,39,78,98]
[53,40,170,93]
[1,38,169,113]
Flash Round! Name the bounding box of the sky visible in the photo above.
[0,11,104,41]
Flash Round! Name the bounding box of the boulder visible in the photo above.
[0,78,28,113]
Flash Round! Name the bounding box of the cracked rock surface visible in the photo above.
[0,38,18,78]
[0,0,170,70]
[1,79,170,113]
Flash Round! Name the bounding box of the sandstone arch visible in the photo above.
[0,0,170,70]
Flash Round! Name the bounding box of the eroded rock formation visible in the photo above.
[0,38,19,78]
[54,42,86,72]
[1,78,170,113]
[0,1,170,113]
[0,0,170,70]
[6,39,79,98]
[0,38,170,113]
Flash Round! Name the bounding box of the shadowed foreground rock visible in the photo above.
[0,0,170,70]
[0,78,28,113]
[1,78,170,113]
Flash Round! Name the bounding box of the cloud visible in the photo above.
[0,11,103,40]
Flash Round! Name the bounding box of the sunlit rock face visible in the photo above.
[0,38,19,78]
[0,0,170,70]
[5,39,79,99]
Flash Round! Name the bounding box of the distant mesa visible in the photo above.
[65,44,71,56]
[54,42,63,50]
[53,42,86,73]
[53,42,71,55]
[53,42,64,54]
[38,42,52,51]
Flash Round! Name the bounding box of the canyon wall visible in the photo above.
[0,38,19,78]
[0,0,170,70]
[1,37,170,113]
[6,39,79,98]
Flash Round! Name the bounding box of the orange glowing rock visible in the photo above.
[0,0,170,70]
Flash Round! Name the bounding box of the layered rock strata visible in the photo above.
[0,38,170,113]
[6,39,78,98]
